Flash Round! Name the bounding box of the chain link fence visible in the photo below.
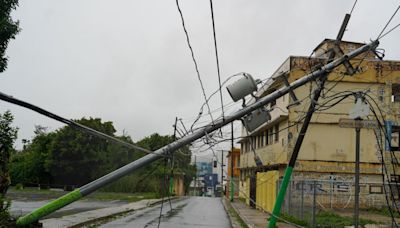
[278,179,390,227]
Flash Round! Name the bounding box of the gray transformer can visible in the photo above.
[226,74,258,102]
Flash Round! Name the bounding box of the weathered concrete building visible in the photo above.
[239,39,400,212]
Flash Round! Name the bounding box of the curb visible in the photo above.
[222,197,251,228]
[221,198,235,228]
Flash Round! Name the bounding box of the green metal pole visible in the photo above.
[16,189,82,226]
[268,75,328,227]
[268,14,352,227]
[269,167,293,226]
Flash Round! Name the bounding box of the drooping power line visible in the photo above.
[209,0,225,120]
[0,91,153,155]
[377,3,400,39]
[175,0,215,125]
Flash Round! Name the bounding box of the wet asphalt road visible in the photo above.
[101,196,231,228]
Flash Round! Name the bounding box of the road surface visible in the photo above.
[101,196,231,228]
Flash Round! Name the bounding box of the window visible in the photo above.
[392,83,400,102]
[275,125,279,142]
[391,126,400,151]
[268,128,273,144]
[260,133,264,147]
[369,185,383,194]
[378,87,385,102]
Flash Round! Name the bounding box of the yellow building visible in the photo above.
[239,39,400,212]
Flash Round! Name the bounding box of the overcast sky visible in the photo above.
[1,0,399,158]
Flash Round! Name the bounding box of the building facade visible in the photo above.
[239,39,400,212]
[226,148,240,198]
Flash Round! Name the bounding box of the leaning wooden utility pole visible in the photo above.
[16,39,378,226]
[268,14,352,228]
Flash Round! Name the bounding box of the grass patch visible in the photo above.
[364,207,400,218]
[8,187,158,202]
[9,187,59,194]
[316,211,378,227]
[279,213,309,227]
[225,200,248,228]
[278,211,378,228]
[86,192,158,202]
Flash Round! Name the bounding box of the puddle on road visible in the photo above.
[164,203,186,219]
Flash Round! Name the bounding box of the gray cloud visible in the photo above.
[1,0,399,154]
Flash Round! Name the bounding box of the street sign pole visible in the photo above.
[355,123,361,228]
[339,118,378,228]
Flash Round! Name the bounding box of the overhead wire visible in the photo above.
[379,22,400,40]
[0,91,153,155]
[209,0,225,120]
[175,0,215,126]
[377,3,400,39]
[349,0,358,15]
[365,98,400,226]
[362,93,400,213]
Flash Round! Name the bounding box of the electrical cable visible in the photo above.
[349,0,358,15]
[370,120,398,226]
[209,0,225,120]
[157,159,167,228]
[189,72,247,132]
[187,74,272,133]
[0,91,153,155]
[175,0,215,125]
[377,3,400,39]
[363,95,400,218]
[379,22,400,40]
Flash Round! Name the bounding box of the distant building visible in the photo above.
[196,162,212,176]
[226,147,240,199]
[169,172,185,196]
[203,173,219,197]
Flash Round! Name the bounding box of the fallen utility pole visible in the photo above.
[16,39,378,226]
[268,14,351,228]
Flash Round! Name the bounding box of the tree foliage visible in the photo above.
[0,0,20,73]
[0,110,18,224]
[10,126,53,186]
[10,117,196,195]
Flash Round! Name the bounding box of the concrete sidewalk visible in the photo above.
[41,198,167,228]
[227,199,295,228]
